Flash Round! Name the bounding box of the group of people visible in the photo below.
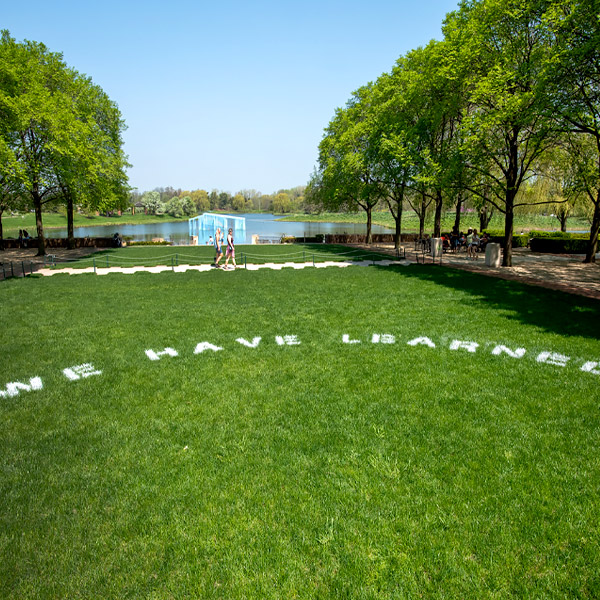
[17,230,31,248]
[212,227,236,269]
[441,229,490,259]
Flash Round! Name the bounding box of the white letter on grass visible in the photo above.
[342,334,361,344]
[450,340,479,353]
[236,337,262,348]
[492,345,526,359]
[536,352,570,367]
[145,348,178,361]
[0,377,43,398]
[371,334,395,344]
[407,336,436,348]
[63,364,102,381]
[581,361,600,375]
[275,335,300,346]
[194,342,223,354]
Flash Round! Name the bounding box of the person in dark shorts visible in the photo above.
[224,228,237,270]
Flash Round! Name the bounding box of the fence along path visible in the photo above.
[1,247,411,279]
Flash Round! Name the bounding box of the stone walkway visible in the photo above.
[2,245,600,300]
[355,243,600,300]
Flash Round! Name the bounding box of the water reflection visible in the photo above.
[48,213,392,244]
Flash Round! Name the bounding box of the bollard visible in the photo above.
[93,257,97,274]
[11,262,14,277]
[22,261,25,277]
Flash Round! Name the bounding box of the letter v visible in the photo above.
[236,337,262,348]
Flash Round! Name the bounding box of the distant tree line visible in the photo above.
[130,186,310,217]
[308,0,600,265]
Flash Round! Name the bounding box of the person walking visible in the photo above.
[214,227,224,268]
[224,228,237,270]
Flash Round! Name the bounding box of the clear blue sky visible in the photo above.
[3,0,459,195]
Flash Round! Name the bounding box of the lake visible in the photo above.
[48,213,393,244]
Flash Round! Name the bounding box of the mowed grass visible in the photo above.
[1,264,600,598]
[49,243,397,269]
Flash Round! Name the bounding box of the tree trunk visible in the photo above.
[453,193,463,234]
[503,201,514,267]
[584,195,600,263]
[558,213,568,233]
[34,193,46,257]
[365,205,373,244]
[479,203,493,231]
[394,204,402,249]
[434,189,443,238]
[419,191,426,239]
[67,194,75,249]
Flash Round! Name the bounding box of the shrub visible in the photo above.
[529,237,589,253]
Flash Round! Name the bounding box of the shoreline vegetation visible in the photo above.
[1,210,590,239]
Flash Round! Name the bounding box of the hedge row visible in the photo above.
[529,237,590,253]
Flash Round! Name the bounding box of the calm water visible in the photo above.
[48,213,392,244]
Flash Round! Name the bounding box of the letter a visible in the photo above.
[407,336,436,348]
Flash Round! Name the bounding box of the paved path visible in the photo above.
[2,245,600,300]
[29,259,413,276]
[350,243,600,300]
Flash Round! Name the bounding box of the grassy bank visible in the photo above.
[279,211,591,234]
[1,212,187,238]
[1,264,599,598]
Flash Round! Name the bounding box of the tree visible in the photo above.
[273,193,292,213]
[190,189,209,213]
[0,31,129,255]
[544,0,600,262]
[141,190,163,215]
[315,85,384,243]
[232,193,248,212]
[444,0,557,266]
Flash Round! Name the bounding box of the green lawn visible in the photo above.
[1,264,599,598]
[280,211,591,234]
[48,244,401,270]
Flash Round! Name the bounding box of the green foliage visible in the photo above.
[0,30,130,253]
[530,236,590,253]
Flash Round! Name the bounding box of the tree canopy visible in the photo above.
[0,30,130,254]
[309,0,600,264]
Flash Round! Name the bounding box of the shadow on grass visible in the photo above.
[378,263,600,341]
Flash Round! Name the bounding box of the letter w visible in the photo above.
[236,337,261,348]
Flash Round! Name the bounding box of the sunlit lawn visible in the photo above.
[1,264,599,598]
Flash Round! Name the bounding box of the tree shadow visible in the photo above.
[378,263,600,341]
